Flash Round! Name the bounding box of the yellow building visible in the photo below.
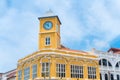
[16,10,100,80]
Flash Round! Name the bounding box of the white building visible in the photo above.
[0,73,3,80]
[0,69,16,80]
[93,48,120,80]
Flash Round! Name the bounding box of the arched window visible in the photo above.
[108,62,112,67]
[111,74,114,80]
[116,63,119,67]
[115,61,120,68]
[99,60,101,65]
[117,74,119,80]
[99,59,112,67]
[105,74,108,80]
[103,59,107,66]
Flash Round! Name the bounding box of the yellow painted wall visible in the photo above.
[17,54,100,80]
[39,33,58,49]
[38,17,61,50]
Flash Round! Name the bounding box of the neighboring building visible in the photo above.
[0,73,3,80]
[93,48,120,80]
[16,10,100,80]
[0,69,16,80]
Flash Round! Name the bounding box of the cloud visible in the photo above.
[0,0,120,72]
[73,0,120,50]
[0,0,8,16]
[0,7,38,72]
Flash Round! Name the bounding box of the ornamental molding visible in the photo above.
[18,51,98,65]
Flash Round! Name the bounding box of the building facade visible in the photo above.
[16,10,100,80]
[0,73,3,80]
[93,48,120,80]
[0,69,16,80]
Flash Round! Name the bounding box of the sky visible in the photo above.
[0,0,120,72]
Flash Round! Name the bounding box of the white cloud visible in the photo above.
[0,0,7,16]
[0,0,120,72]
[79,0,120,50]
[0,7,39,72]
[93,39,110,49]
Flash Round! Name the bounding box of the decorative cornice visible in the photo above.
[18,51,98,65]
[38,16,61,24]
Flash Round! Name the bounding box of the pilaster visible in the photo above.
[22,68,24,80]
[50,57,56,79]
[37,60,41,78]
[66,62,70,79]
[30,65,32,79]
[96,66,100,80]
[84,64,88,79]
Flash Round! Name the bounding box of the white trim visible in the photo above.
[18,48,96,64]
[18,51,98,65]
[38,48,95,56]
[38,52,98,60]
[51,77,56,79]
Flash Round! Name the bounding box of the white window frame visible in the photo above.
[56,64,65,78]
[24,67,30,80]
[32,64,37,79]
[71,65,83,78]
[41,62,50,77]
[88,66,96,79]
[45,37,50,46]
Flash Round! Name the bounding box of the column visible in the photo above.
[84,65,88,80]
[16,69,18,80]
[96,66,100,80]
[22,68,24,80]
[50,57,56,79]
[107,60,108,69]
[30,65,32,80]
[101,73,104,80]
[66,63,70,79]
[37,60,41,78]
[114,73,117,80]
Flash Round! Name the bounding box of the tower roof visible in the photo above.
[38,10,61,24]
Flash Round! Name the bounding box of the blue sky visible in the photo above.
[0,0,120,72]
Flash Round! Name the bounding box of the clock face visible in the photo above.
[43,21,53,30]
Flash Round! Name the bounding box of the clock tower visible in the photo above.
[17,10,100,80]
[38,10,61,50]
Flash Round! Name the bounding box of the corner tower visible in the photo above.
[38,10,61,50]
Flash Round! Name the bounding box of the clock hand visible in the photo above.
[46,24,49,27]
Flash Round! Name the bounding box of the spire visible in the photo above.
[42,9,55,17]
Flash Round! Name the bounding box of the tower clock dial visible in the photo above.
[43,21,53,30]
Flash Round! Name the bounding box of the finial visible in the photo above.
[42,9,55,17]
[46,9,53,13]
